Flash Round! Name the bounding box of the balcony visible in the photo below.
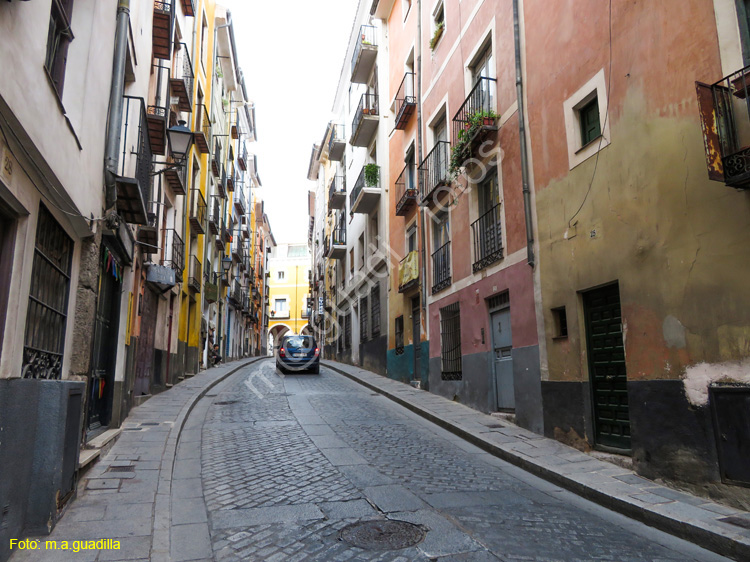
[204,272,219,303]
[325,225,347,260]
[237,142,247,171]
[212,141,221,178]
[431,241,451,294]
[351,93,379,147]
[328,173,346,210]
[350,165,381,214]
[115,96,152,225]
[194,104,211,154]
[394,73,416,130]
[188,255,201,293]
[395,162,418,216]
[189,189,206,236]
[231,236,245,264]
[226,167,235,192]
[471,203,503,272]
[242,219,250,239]
[164,157,186,195]
[702,66,750,189]
[399,251,419,293]
[163,228,184,282]
[418,141,450,203]
[169,43,193,113]
[223,217,233,243]
[180,0,194,17]
[229,279,242,308]
[152,1,173,61]
[451,77,498,169]
[137,200,159,252]
[328,123,346,161]
[215,219,226,253]
[208,196,221,235]
[146,105,167,155]
[233,188,246,215]
[351,25,378,84]
[231,114,241,140]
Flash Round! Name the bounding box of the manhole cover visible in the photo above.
[339,520,425,550]
[106,466,134,473]
[214,400,239,406]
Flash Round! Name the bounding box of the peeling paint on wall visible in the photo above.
[683,358,750,407]
[662,315,687,349]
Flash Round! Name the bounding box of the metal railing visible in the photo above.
[212,141,221,177]
[395,72,416,128]
[230,279,242,307]
[328,123,345,151]
[189,189,206,235]
[471,203,503,272]
[233,187,245,214]
[163,228,184,279]
[418,141,450,201]
[351,25,378,75]
[238,142,247,171]
[431,241,451,294]
[328,173,346,201]
[120,96,153,212]
[350,164,379,208]
[395,162,418,213]
[352,93,379,138]
[452,76,497,149]
[188,255,201,292]
[172,43,194,110]
[196,103,211,150]
[711,65,750,188]
[209,196,221,234]
[330,224,346,246]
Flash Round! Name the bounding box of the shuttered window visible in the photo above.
[440,302,462,380]
[580,97,601,146]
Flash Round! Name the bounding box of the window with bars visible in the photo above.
[370,284,380,338]
[344,313,351,349]
[45,0,75,97]
[395,315,404,355]
[359,297,368,343]
[440,302,462,380]
[22,204,74,380]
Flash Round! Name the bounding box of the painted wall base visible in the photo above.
[360,335,387,376]
[386,341,430,389]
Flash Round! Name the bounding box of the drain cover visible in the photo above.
[339,520,425,550]
[106,466,134,473]
[214,400,239,405]
[140,422,160,426]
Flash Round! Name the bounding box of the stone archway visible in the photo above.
[268,324,291,354]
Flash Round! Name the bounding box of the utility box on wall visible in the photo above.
[710,384,750,487]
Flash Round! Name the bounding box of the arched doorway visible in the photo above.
[268,324,291,355]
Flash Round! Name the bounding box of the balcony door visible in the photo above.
[472,43,494,113]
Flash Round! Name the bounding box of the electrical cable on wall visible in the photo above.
[567,0,613,228]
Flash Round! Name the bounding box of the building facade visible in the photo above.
[267,242,312,351]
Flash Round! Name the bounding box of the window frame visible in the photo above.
[44,0,75,98]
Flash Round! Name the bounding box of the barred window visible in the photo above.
[22,204,74,379]
[344,313,351,350]
[370,284,380,337]
[359,297,368,343]
[395,316,404,355]
[440,302,462,380]
[45,0,75,96]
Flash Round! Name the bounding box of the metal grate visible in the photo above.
[344,312,352,350]
[471,203,504,272]
[440,302,462,380]
[107,465,134,473]
[22,204,73,379]
[370,284,380,338]
[487,291,509,311]
[431,241,451,294]
[395,316,404,355]
[359,297,369,343]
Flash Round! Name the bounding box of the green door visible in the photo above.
[583,283,631,450]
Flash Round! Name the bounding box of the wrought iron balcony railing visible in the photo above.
[328,123,346,161]
[152,1,174,61]
[350,164,380,210]
[212,141,221,178]
[395,162,418,216]
[451,76,497,163]
[328,173,346,209]
[351,25,378,82]
[188,255,201,293]
[169,43,193,112]
[189,189,206,236]
[194,103,211,154]
[163,228,184,281]
[237,142,247,171]
[431,241,451,294]
[209,196,221,235]
[146,104,167,155]
[471,204,503,272]
[351,93,379,146]
[395,72,416,130]
[418,141,450,202]
[116,96,153,225]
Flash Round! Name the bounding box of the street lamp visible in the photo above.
[167,120,194,162]
[221,257,233,281]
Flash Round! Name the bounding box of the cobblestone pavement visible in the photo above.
[199,361,730,562]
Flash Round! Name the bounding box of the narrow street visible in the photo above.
[13,360,729,562]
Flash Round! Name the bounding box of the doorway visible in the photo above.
[489,292,513,410]
[583,283,631,450]
[134,286,158,396]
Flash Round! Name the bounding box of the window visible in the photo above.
[406,225,417,253]
[370,213,379,250]
[274,298,288,315]
[277,270,285,281]
[737,0,750,64]
[371,285,380,337]
[22,204,74,380]
[440,302,462,380]
[349,249,354,278]
[472,43,494,83]
[344,312,352,349]
[552,307,568,338]
[431,1,445,49]
[358,234,365,270]
[395,316,404,354]
[359,297,369,343]
[200,14,209,71]
[431,211,451,293]
[403,0,412,20]
[45,0,75,97]
[579,96,601,146]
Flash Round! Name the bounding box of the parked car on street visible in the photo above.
[276,335,320,374]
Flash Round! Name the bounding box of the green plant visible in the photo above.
[430,22,445,50]
[364,163,380,187]
[448,109,498,177]
[215,65,223,79]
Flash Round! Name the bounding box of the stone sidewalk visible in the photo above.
[323,360,750,562]
[10,357,263,562]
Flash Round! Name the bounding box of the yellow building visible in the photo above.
[267,242,312,351]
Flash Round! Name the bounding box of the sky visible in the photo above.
[224,0,359,245]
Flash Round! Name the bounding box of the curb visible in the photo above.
[323,361,749,562]
[150,357,268,562]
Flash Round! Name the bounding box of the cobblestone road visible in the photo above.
[197,361,728,562]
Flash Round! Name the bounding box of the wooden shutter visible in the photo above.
[695,81,725,182]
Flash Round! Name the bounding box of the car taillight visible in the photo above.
[314,348,320,357]
[279,348,286,357]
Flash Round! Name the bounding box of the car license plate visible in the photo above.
[294,353,305,358]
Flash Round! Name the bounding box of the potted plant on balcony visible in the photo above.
[449,109,498,178]
[430,21,445,51]
[364,163,380,187]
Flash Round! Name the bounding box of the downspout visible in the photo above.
[513,0,534,266]
[104,0,131,212]
[417,0,427,312]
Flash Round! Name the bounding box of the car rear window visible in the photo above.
[284,336,313,349]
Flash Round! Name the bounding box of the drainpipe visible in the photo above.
[513,0,534,267]
[417,0,427,313]
[104,0,131,212]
